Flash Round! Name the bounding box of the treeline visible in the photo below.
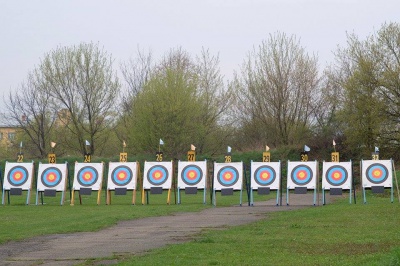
[3,22,400,161]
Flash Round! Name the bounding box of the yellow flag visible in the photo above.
[50,142,56,148]
[265,145,270,151]
[123,140,126,148]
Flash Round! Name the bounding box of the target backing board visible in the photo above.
[361,159,392,188]
[322,161,352,190]
[37,163,68,192]
[213,162,243,191]
[143,161,173,189]
[287,161,317,189]
[3,162,34,190]
[250,161,281,190]
[177,160,207,189]
[107,162,137,190]
[73,162,104,191]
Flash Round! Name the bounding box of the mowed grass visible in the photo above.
[118,193,400,266]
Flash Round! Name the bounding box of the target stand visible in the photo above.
[212,162,243,206]
[321,161,353,205]
[361,159,394,204]
[177,160,207,204]
[106,162,139,205]
[35,162,69,205]
[286,161,318,206]
[141,161,173,205]
[250,161,281,206]
[2,161,35,205]
[71,162,104,205]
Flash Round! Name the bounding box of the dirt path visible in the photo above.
[0,194,323,266]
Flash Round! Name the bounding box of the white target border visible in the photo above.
[73,162,104,191]
[213,162,243,191]
[287,161,318,189]
[37,162,68,192]
[107,162,138,190]
[250,161,281,190]
[322,161,352,190]
[3,161,35,190]
[361,159,393,188]
[143,161,173,189]
[177,160,207,189]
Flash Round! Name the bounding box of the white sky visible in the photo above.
[1,0,399,108]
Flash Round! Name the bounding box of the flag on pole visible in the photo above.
[265,145,270,151]
[159,139,164,145]
[20,141,23,148]
[50,142,56,148]
[304,145,311,152]
[227,146,232,153]
[333,139,336,146]
[123,140,126,148]
[375,146,379,152]
[190,144,196,151]
[85,140,90,146]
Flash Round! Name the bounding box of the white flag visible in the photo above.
[265,145,270,151]
[227,146,232,153]
[375,146,379,152]
[333,139,336,146]
[159,139,164,145]
[304,145,311,152]
[190,144,196,151]
[50,142,56,148]
[123,140,126,148]
[20,141,23,148]
[85,140,90,146]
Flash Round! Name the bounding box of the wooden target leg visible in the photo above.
[70,190,75,206]
[97,189,101,205]
[106,190,111,205]
[132,189,136,205]
[141,188,145,205]
[167,189,171,205]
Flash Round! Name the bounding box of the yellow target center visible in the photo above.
[333,172,340,179]
[15,173,22,180]
[225,173,232,180]
[118,172,126,179]
[188,172,195,178]
[48,174,55,181]
[298,172,305,179]
[261,172,269,179]
[373,170,381,177]
[155,172,161,179]
[84,173,91,180]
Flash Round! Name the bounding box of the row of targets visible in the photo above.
[1,148,397,205]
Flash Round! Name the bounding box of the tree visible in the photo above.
[233,32,320,148]
[39,42,120,155]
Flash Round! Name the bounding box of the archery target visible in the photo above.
[143,161,173,189]
[250,161,281,190]
[322,161,352,190]
[37,163,68,191]
[177,161,207,188]
[361,160,392,188]
[73,162,103,190]
[213,162,243,190]
[287,161,317,189]
[3,162,34,190]
[107,162,137,190]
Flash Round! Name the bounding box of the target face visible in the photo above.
[147,165,169,186]
[365,163,389,184]
[217,166,239,187]
[325,165,348,186]
[77,166,99,187]
[254,166,276,186]
[291,165,313,186]
[7,166,29,187]
[111,166,133,186]
[181,165,203,186]
[41,167,62,188]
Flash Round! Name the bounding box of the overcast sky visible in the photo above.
[1,0,399,107]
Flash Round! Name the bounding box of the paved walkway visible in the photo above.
[0,194,325,266]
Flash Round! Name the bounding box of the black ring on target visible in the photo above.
[325,165,348,186]
[77,166,99,187]
[181,165,203,186]
[111,166,133,186]
[217,166,239,187]
[41,167,62,188]
[7,166,29,187]
[147,165,169,186]
[254,165,276,186]
[366,163,389,184]
[291,165,313,186]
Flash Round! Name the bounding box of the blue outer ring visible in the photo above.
[217,166,239,187]
[111,166,133,186]
[254,166,276,186]
[41,167,62,188]
[181,165,203,186]
[366,163,388,184]
[325,165,348,186]
[147,165,168,186]
[77,166,98,187]
[291,165,313,186]
[7,166,28,187]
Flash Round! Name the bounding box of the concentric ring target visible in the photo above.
[366,163,389,184]
[147,165,169,186]
[111,166,133,186]
[181,165,203,186]
[291,165,313,186]
[217,166,239,187]
[7,166,29,187]
[325,165,348,186]
[77,166,99,187]
[254,165,276,186]
[41,167,62,188]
